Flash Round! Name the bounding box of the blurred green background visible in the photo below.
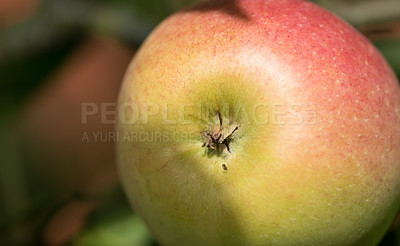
[0,0,399,245]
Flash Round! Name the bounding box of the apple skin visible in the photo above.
[116,0,400,245]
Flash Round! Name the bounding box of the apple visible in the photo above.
[116,0,400,245]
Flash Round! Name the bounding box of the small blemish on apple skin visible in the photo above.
[222,164,228,171]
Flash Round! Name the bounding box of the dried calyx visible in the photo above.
[202,112,239,155]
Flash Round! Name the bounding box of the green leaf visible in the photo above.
[374,39,400,76]
[72,208,153,246]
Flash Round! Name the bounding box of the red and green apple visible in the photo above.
[117,0,400,245]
